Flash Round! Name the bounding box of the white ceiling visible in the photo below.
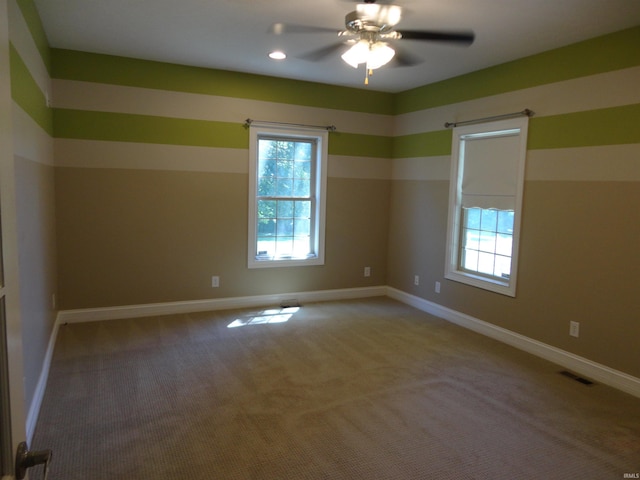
[34,0,640,93]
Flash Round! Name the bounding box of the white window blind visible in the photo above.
[460,130,520,210]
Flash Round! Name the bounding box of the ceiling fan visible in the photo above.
[271,0,475,85]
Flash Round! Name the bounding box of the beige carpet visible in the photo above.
[32,297,640,479]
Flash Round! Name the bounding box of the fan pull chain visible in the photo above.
[364,68,373,85]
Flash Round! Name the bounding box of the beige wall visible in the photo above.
[14,155,57,406]
[8,0,57,422]
[387,179,640,378]
[55,167,389,308]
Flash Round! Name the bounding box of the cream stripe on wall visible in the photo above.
[329,155,391,180]
[54,139,248,173]
[394,66,640,137]
[13,102,53,166]
[52,80,394,137]
[8,0,49,96]
[392,144,640,182]
[526,144,640,181]
[392,156,450,181]
[54,139,390,179]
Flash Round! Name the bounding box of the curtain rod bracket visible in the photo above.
[244,118,336,132]
[444,109,534,129]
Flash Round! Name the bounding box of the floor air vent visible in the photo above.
[559,370,594,386]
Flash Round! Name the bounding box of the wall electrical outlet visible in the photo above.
[211,276,220,288]
[364,267,371,277]
[569,321,580,338]
[414,275,419,286]
[435,281,441,294]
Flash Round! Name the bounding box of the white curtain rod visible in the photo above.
[444,109,534,129]
[244,118,337,132]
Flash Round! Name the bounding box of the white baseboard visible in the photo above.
[42,284,638,428]
[386,287,640,399]
[27,286,384,440]
[26,320,60,443]
[56,286,388,324]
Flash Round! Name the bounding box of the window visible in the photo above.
[248,125,328,268]
[445,117,528,296]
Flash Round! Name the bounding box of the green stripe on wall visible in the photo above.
[393,130,452,158]
[395,27,640,115]
[51,49,394,115]
[329,132,392,158]
[529,104,640,150]
[53,109,392,157]
[391,104,640,158]
[15,0,50,72]
[53,109,249,148]
[10,43,52,135]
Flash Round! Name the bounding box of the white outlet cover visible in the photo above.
[569,321,579,337]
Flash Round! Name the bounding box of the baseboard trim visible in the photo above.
[386,287,640,399]
[56,286,388,324]
[26,320,60,443]
[51,285,640,400]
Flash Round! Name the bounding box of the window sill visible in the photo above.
[248,255,324,269]
[445,270,516,297]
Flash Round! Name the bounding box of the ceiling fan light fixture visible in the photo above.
[341,40,370,68]
[341,40,395,70]
[367,41,395,69]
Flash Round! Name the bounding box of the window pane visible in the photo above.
[294,142,312,161]
[295,201,311,218]
[276,237,293,255]
[463,208,481,229]
[496,233,513,256]
[276,178,293,196]
[258,177,276,196]
[293,178,310,197]
[495,255,511,278]
[497,210,514,234]
[259,140,278,160]
[477,252,495,275]
[257,200,276,220]
[277,141,294,160]
[462,248,478,271]
[294,159,311,180]
[463,229,479,250]
[276,219,293,236]
[293,237,310,256]
[257,237,275,256]
[480,209,497,231]
[294,218,310,236]
[277,200,294,218]
[257,218,275,237]
[478,231,496,253]
[277,158,293,178]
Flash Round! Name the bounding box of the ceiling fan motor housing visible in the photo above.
[345,4,402,35]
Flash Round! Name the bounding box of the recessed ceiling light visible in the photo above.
[269,51,286,60]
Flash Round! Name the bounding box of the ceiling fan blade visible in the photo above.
[390,45,423,67]
[270,23,340,35]
[298,42,347,61]
[398,30,475,45]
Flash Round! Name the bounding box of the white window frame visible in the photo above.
[248,124,328,269]
[444,117,528,297]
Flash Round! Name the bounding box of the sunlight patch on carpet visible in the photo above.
[227,307,300,328]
